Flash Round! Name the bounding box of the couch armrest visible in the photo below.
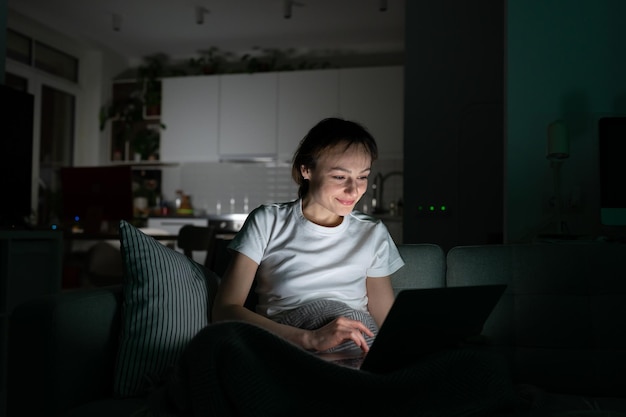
[8,285,123,417]
[446,243,626,397]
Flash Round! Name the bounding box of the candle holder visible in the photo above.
[546,120,570,235]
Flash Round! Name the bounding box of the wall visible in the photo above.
[404,0,626,250]
[506,0,626,242]
[0,0,6,82]
[403,0,504,251]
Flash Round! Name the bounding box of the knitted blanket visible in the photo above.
[275,299,379,352]
[137,321,521,417]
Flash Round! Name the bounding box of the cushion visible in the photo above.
[113,220,219,398]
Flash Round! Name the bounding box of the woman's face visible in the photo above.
[301,143,372,226]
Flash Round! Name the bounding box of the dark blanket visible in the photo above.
[136,321,521,417]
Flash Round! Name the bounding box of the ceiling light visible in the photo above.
[283,0,304,19]
[283,0,293,19]
[196,6,209,25]
[112,13,122,32]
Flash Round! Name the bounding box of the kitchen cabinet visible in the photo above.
[277,69,340,162]
[158,66,403,163]
[160,76,220,162]
[218,72,278,159]
[339,66,404,159]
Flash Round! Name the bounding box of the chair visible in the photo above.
[176,224,218,269]
[82,241,125,287]
[82,228,173,287]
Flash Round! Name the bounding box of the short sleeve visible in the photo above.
[365,223,405,278]
[227,206,270,265]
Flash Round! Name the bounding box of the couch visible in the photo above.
[7,236,626,416]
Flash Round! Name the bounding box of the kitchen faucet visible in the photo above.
[371,171,403,214]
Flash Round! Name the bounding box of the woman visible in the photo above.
[212,117,405,353]
[143,118,518,417]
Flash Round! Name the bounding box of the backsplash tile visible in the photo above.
[160,158,403,216]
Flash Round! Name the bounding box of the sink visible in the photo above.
[208,213,248,234]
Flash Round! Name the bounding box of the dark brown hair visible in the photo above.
[291,117,378,198]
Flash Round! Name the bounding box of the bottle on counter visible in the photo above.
[397,198,404,216]
[175,190,194,216]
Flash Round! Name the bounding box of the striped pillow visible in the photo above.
[113,220,218,398]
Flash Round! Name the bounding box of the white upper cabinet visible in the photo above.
[160,76,220,162]
[159,66,403,163]
[218,72,278,159]
[277,69,340,163]
[339,66,404,159]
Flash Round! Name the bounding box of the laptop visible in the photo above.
[316,284,507,374]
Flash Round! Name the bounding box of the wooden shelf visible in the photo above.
[110,161,179,168]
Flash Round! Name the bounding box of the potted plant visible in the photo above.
[137,53,170,116]
[132,126,161,161]
[188,47,233,75]
[100,54,169,160]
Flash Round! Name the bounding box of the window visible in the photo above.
[34,41,79,83]
[6,29,79,83]
[38,85,75,226]
[6,29,31,65]
[5,72,29,92]
[6,27,79,227]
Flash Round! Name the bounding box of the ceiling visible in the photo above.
[7,0,406,64]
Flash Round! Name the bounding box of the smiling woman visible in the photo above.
[212,117,403,357]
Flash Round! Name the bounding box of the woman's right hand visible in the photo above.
[304,316,375,353]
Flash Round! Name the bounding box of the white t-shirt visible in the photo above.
[228,199,405,319]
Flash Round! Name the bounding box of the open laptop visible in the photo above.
[316,284,507,374]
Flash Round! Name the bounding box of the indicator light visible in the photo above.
[416,203,450,215]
